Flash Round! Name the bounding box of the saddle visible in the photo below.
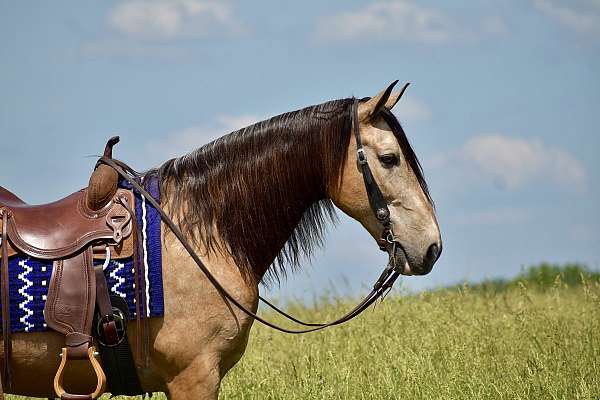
[0,137,142,399]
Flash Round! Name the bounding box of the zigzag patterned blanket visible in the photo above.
[1,174,164,333]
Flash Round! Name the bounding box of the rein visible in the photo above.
[99,98,402,333]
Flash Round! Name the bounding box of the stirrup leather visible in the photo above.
[54,346,106,400]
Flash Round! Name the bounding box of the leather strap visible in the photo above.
[352,99,391,226]
[94,263,119,346]
[1,211,11,390]
[65,332,93,359]
[118,197,148,368]
[135,183,150,368]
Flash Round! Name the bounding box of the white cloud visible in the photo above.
[435,134,586,191]
[145,114,262,159]
[108,0,244,40]
[314,1,506,44]
[395,97,432,123]
[533,0,600,36]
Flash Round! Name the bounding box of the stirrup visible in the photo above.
[54,346,107,400]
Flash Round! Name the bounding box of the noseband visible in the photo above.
[99,98,402,334]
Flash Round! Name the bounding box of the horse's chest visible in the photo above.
[157,242,258,372]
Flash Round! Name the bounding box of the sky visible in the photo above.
[1,0,599,301]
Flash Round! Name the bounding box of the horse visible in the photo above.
[0,81,441,400]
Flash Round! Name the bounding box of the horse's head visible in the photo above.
[331,82,441,276]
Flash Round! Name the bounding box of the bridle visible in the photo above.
[99,97,404,334]
[353,98,396,251]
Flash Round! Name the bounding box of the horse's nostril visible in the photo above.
[425,243,441,266]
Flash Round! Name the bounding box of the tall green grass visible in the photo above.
[8,264,600,399]
[220,264,600,399]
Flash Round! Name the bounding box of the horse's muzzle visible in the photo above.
[384,240,439,276]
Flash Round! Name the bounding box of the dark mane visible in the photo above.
[159,98,431,283]
[159,99,354,283]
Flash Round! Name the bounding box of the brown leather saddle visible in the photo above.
[0,137,139,399]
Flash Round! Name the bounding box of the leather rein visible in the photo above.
[99,98,403,334]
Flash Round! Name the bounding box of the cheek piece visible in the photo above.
[351,99,406,273]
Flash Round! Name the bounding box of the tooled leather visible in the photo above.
[87,164,119,210]
[1,189,133,259]
[44,248,95,338]
[106,201,132,242]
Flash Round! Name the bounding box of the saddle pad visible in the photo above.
[0,174,164,333]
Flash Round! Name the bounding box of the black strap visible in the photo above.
[99,156,399,334]
[352,99,391,225]
[94,264,119,346]
[95,296,143,395]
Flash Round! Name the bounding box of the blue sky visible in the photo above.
[1,1,599,299]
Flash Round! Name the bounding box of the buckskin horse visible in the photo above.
[0,81,441,399]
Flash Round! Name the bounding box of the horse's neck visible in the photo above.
[160,107,349,282]
[172,157,328,281]
[240,174,326,279]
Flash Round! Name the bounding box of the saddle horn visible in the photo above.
[103,136,120,158]
[87,136,120,211]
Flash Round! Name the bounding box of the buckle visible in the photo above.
[357,148,368,165]
[376,208,390,222]
[95,308,127,347]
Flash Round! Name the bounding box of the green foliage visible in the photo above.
[517,262,600,287]
[446,262,600,294]
[220,264,600,399]
[8,265,600,399]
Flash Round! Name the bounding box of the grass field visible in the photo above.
[8,264,600,400]
[219,264,600,399]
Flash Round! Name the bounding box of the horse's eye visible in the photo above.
[379,154,399,167]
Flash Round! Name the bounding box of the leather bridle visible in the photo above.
[99,98,404,334]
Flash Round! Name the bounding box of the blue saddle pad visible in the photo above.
[0,174,164,333]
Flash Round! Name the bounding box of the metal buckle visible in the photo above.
[386,231,395,244]
[95,308,127,347]
[376,208,390,222]
[357,148,368,165]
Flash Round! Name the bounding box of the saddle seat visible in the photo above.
[0,187,133,260]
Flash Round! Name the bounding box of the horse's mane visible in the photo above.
[159,97,430,284]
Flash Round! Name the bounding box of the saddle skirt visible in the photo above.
[0,176,164,334]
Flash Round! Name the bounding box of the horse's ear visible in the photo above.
[358,81,410,120]
[384,82,410,110]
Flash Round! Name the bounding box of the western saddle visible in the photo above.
[0,137,142,399]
